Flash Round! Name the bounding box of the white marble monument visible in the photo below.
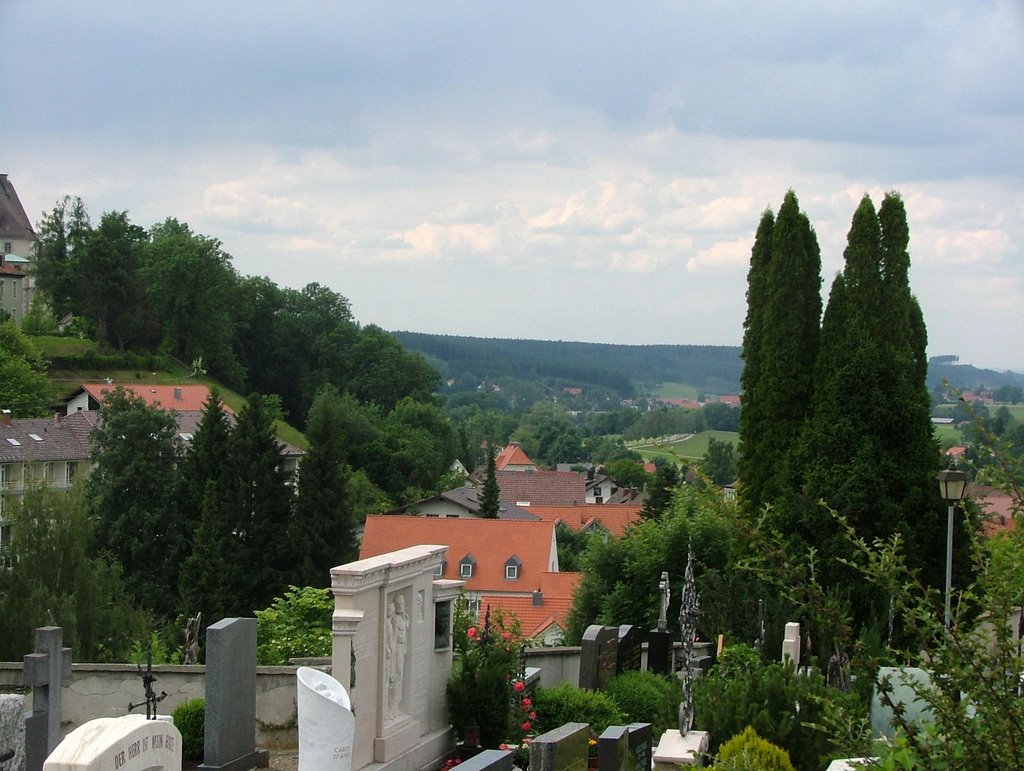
[330,544,463,771]
[296,666,355,771]
[42,714,181,771]
[782,622,801,666]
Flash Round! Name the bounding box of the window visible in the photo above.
[42,463,53,483]
[459,554,476,579]
[0,280,4,299]
[66,461,78,485]
[10,281,15,299]
[432,558,447,577]
[3,242,10,254]
[0,465,9,488]
[504,555,522,581]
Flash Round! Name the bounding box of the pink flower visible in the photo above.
[521,697,532,707]
[499,744,509,751]
[503,631,512,641]
[467,627,477,639]
[513,681,525,693]
[521,721,532,732]
[529,711,536,720]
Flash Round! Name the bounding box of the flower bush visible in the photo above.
[447,606,528,748]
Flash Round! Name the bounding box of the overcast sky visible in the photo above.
[3,1,1022,371]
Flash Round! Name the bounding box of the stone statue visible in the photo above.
[677,542,702,735]
[658,571,671,632]
[181,612,201,665]
[753,599,765,655]
[296,666,355,771]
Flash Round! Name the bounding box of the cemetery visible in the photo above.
[1,538,1021,771]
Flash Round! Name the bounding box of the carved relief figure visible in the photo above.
[387,594,410,719]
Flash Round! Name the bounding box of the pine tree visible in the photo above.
[738,209,775,511]
[478,444,500,518]
[291,385,357,587]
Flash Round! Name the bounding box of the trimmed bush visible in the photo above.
[604,670,680,737]
[172,698,205,761]
[531,683,625,736]
[717,726,795,770]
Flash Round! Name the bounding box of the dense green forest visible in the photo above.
[391,332,744,397]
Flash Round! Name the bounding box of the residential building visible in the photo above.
[382,484,539,520]
[0,174,39,325]
[496,469,587,507]
[359,515,574,641]
[518,503,643,538]
[494,441,537,472]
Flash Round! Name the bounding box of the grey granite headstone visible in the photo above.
[198,618,269,771]
[597,725,628,771]
[456,749,514,771]
[529,722,589,771]
[626,723,652,771]
[646,629,671,676]
[579,625,618,690]
[871,666,934,740]
[23,626,71,771]
[0,694,26,771]
[615,625,641,675]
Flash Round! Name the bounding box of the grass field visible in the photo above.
[648,382,700,400]
[32,336,98,356]
[633,430,739,462]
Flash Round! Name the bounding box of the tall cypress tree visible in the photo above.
[222,393,295,615]
[291,384,357,587]
[478,444,500,518]
[748,191,822,509]
[738,209,775,512]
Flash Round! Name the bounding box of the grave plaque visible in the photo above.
[646,629,671,676]
[43,714,181,771]
[597,725,628,771]
[616,625,642,674]
[579,625,618,690]
[529,722,589,771]
[626,723,652,771]
[456,749,514,771]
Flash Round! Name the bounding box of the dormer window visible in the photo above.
[459,554,476,579]
[505,555,522,581]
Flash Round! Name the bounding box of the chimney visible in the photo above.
[532,590,543,607]
[54,412,62,427]
[0,409,11,427]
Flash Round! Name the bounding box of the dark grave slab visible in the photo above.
[626,723,652,771]
[457,748,514,771]
[616,625,642,674]
[23,626,71,771]
[579,625,618,690]
[597,725,628,771]
[646,629,671,676]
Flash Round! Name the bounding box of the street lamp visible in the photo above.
[936,469,968,628]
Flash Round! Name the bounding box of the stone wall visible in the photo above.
[0,663,299,749]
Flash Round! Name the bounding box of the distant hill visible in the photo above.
[927,359,1024,392]
[390,332,744,397]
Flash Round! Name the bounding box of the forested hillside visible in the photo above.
[391,332,744,396]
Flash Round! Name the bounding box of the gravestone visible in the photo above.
[0,694,26,771]
[598,726,627,771]
[296,666,354,771]
[646,630,671,676]
[870,667,934,740]
[781,622,801,666]
[579,625,618,690]
[23,626,72,771]
[615,626,641,675]
[330,544,463,770]
[42,714,181,770]
[528,722,589,771]
[455,749,514,771]
[198,618,268,771]
[626,723,652,771]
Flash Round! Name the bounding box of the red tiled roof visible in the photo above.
[479,572,581,638]
[523,504,643,537]
[972,484,1017,536]
[359,516,558,591]
[657,398,702,410]
[946,446,967,458]
[75,384,232,414]
[495,442,536,470]
[497,470,586,505]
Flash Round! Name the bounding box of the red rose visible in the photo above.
[513,681,525,693]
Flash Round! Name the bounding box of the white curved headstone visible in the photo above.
[296,666,355,771]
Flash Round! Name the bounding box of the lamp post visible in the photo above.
[936,469,968,628]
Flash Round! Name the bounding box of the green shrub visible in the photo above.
[604,670,680,736]
[694,654,862,771]
[256,586,332,665]
[172,698,205,761]
[717,726,795,771]
[531,683,625,736]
